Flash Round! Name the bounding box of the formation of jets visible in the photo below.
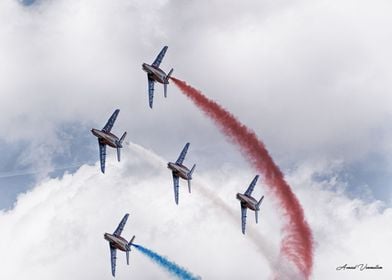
[90,46,265,276]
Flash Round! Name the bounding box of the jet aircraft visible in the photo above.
[91,109,127,173]
[167,143,196,205]
[236,175,264,234]
[142,45,174,108]
[104,213,136,277]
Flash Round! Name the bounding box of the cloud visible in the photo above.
[0,0,391,205]
[0,144,273,279]
[0,143,391,279]
[286,161,392,279]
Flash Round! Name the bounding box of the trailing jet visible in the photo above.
[167,143,196,205]
[236,175,264,234]
[91,109,127,173]
[104,213,136,277]
[142,45,174,108]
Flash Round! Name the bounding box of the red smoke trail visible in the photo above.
[171,77,313,279]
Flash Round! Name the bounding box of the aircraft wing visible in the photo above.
[99,140,106,174]
[148,76,154,108]
[110,244,117,277]
[244,175,259,196]
[152,46,168,68]
[175,142,190,165]
[172,173,179,205]
[241,203,247,234]
[113,213,129,236]
[102,109,120,133]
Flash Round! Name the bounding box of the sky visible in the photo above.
[0,0,391,279]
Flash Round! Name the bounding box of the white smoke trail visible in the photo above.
[0,161,96,179]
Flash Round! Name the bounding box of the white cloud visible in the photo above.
[0,143,391,279]
[1,0,391,164]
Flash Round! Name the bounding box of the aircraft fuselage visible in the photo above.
[168,162,190,180]
[91,129,121,148]
[142,63,168,84]
[236,193,258,211]
[104,233,129,252]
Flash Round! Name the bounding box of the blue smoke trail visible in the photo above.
[132,244,201,280]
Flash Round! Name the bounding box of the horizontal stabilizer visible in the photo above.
[117,147,121,162]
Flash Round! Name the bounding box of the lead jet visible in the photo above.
[236,175,264,234]
[91,109,127,173]
[167,142,196,205]
[104,213,136,277]
[142,46,174,108]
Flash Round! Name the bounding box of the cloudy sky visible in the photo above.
[0,0,391,279]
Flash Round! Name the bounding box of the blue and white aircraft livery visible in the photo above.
[236,175,264,234]
[142,46,174,108]
[167,143,196,205]
[104,213,136,277]
[91,109,127,173]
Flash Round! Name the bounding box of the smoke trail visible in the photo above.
[132,244,201,280]
[0,162,95,179]
[170,77,313,279]
[127,142,277,276]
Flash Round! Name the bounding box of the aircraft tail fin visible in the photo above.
[164,83,167,98]
[188,164,196,178]
[187,179,191,193]
[128,235,135,247]
[126,250,130,265]
[167,68,174,80]
[255,195,264,223]
[120,131,127,144]
[256,195,264,209]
